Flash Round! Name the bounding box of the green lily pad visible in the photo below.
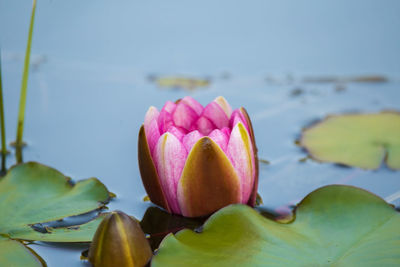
[152,185,400,266]
[0,236,46,267]
[0,162,113,266]
[154,76,210,91]
[300,111,400,170]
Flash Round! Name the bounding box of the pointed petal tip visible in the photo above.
[208,129,229,152]
[147,105,159,112]
[230,109,250,131]
[203,102,229,129]
[144,107,161,153]
[144,106,160,122]
[172,102,199,131]
[214,96,233,118]
[158,109,174,134]
[182,130,204,153]
[181,96,204,115]
[166,126,186,141]
[161,101,177,113]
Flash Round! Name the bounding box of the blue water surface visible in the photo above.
[1,0,400,266]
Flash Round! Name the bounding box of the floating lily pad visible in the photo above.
[300,111,400,170]
[154,76,209,91]
[0,236,45,267]
[152,185,400,266]
[0,162,113,266]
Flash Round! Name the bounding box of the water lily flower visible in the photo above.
[138,96,258,217]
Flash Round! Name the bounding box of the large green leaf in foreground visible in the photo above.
[0,162,113,266]
[300,111,400,170]
[153,185,400,266]
[0,236,45,267]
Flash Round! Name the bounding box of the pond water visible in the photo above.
[1,0,400,266]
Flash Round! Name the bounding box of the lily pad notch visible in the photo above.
[299,111,400,170]
[0,162,114,266]
[153,185,400,266]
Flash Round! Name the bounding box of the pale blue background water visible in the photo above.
[1,0,400,266]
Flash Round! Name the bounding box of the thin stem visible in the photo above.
[15,0,37,151]
[0,51,6,174]
[15,147,23,165]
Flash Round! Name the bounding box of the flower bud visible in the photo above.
[88,211,152,267]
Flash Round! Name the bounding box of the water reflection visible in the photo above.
[140,206,206,251]
[0,155,5,176]
[255,205,295,223]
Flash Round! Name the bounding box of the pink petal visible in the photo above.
[158,110,174,134]
[227,122,255,204]
[167,126,186,141]
[144,106,161,153]
[182,130,203,152]
[181,96,204,115]
[214,96,232,118]
[161,101,177,114]
[208,129,229,152]
[203,102,229,129]
[153,133,187,214]
[229,109,249,131]
[221,127,231,140]
[193,116,216,135]
[172,102,199,131]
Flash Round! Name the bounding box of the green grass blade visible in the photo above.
[15,0,37,155]
[0,50,6,174]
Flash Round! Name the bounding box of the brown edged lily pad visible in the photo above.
[300,111,400,170]
[0,162,113,266]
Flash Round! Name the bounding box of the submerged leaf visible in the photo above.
[152,185,400,266]
[15,215,107,242]
[300,111,400,170]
